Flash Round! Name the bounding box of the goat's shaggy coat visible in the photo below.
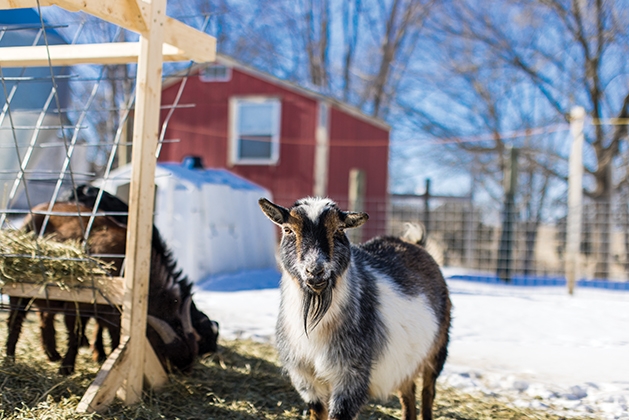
[259,197,451,420]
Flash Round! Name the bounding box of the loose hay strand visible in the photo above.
[0,229,113,288]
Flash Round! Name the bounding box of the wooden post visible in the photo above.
[423,178,431,234]
[348,168,366,243]
[313,101,329,197]
[118,115,131,167]
[566,106,585,295]
[120,0,167,404]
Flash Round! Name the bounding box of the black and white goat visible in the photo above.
[259,197,451,420]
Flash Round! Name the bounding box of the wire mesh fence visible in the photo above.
[273,193,629,284]
[390,195,628,282]
[0,11,206,318]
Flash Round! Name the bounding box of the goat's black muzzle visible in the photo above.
[305,277,328,293]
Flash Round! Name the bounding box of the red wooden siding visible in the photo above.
[159,68,318,204]
[326,108,389,240]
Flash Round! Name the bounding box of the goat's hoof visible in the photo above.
[46,352,62,362]
[58,365,74,376]
[92,351,107,363]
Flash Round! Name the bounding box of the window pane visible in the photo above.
[200,65,231,82]
[238,103,275,134]
[239,135,272,159]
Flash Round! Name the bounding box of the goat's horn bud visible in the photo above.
[181,296,194,336]
[147,315,178,345]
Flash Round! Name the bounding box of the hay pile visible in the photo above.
[0,229,113,288]
[0,312,593,420]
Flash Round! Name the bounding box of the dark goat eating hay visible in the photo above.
[4,185,219,375]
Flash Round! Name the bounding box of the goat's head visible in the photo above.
[147,295,199,372]
[259,197,368,331]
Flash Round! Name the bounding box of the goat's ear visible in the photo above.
[259,198,290,226]
[340,211,369,229]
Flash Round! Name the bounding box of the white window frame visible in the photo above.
[229,96,281,165]
[199,64,232,82]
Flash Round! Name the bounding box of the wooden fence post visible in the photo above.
[423,178,431,234]
[566,106,585,295]
[348,168,366,243]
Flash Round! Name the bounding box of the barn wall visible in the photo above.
[159,68,317,205]
[326,108,389,240]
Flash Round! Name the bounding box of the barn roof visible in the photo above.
[162,53,390,131]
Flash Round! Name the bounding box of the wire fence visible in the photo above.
[0,12,209,318]
[273,191,629,284]
[293,194,627,284]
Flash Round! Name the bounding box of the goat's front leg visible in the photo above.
[327,375,370,420]
[91,324,106,362]
[308,401,328,420]
[59,312,81,375]
[39,310,61,361]
[288,364,329,420]
[6,297,28,359]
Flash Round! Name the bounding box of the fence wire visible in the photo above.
[272,192,629,284]
[0,11,207,316]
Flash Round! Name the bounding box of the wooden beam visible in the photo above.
[0,0,216,63]
[0,0,53,8]
[0,43,188,67]
[76,337,130,413]
[0,0,147,33]
[566,106,585,295]
[120,0,166,406]
[1,277,124,306]
[143,336,168,389]
[162,17,216,63]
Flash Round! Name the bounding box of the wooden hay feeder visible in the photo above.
[0,0,216,412]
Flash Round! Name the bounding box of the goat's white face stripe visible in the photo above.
[296,197,336,222]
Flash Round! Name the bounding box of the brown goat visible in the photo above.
[6,195,216,375]
[7,202,124,374]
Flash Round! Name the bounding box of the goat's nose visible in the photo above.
[305,265,324,277]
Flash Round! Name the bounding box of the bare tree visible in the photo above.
[362,0,433,118]
[231,0,434,119]
[304,0,330,88]
[341,0,362,101]
[406,0,629,278]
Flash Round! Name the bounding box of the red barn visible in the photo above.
[158,54,390,240]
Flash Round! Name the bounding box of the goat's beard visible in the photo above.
[302,287,333,336]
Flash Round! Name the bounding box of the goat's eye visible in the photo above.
[283,226,294,235]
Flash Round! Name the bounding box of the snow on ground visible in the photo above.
[194,267,629,419]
